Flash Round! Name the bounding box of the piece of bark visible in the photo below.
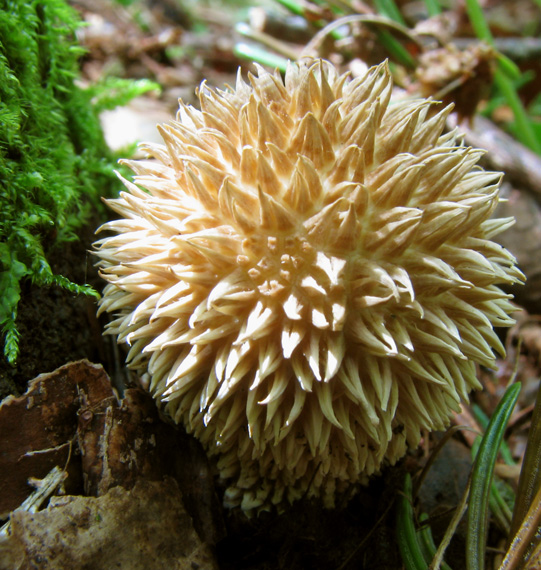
[0,478,217,570]
[0,361,113,517]
[77,388,169,496]
[0,359,225,546]
[76,385,225,545]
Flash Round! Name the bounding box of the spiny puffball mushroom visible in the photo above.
[94,59,524,512]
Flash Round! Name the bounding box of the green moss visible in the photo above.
[0,0,150,363]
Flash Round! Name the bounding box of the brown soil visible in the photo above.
[216,475,404,570]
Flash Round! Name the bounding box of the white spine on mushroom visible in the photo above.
[95,60,523,512]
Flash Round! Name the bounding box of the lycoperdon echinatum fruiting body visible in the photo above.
[95,60,523,512]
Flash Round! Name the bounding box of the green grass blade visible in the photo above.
[372,0,417,67]
[472,404,516,465]
[418,513,454,570]
[234,43,289,73]
[374,0,406,25]
[494,70,541,153]
[466,383,521,570]
[424,0,442,17]
[496,53,522,81]
[464,0,493,43]
[375,29,417,68]
[274,0,304,16]
[397,473,430,570]
[489,479,513,534]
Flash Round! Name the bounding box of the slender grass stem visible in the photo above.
[466,383,521,570]
[424,0,442,17]
[374,0,407,26]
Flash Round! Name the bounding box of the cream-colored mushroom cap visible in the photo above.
[94,59,524,512]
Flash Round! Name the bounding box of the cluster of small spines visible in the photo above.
[95,60,523,511]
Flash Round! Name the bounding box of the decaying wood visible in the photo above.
[0,360,225,548]
[0,361,113,517]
